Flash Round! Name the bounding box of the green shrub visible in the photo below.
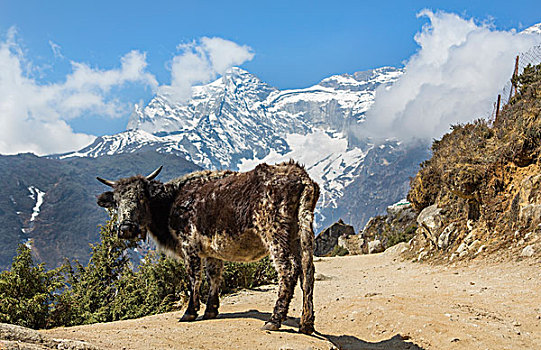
[387,224,417,247]
[221,257,277,294]
[329,245,349,257]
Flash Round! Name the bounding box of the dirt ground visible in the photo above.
[42,244,541,350]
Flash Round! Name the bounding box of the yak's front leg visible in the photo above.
[202,257,224,320]
[180,254,203,322]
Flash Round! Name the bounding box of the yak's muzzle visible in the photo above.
[118,222,141,239]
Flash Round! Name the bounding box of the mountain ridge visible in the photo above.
[57,66,422,231]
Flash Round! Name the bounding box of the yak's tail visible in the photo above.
[298,178,319,334]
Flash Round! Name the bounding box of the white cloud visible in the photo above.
[0,28,158,155]
[159,37,254,103]
[361,10,541,142]
[48,40,64,59]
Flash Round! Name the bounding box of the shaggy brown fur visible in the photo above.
[97,161,319,334]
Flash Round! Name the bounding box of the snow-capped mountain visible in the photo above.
[60,66,426,231]
[523,23,541,35]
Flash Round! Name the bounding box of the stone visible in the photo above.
[516,175,541,226]
[338,235,364,255]
[0,323,98,350]
[456,242,468,254]
[417,251,428,261]
[417,205,444,246]
[521,245,535,257]
[437,223,457,249]
[368,239,384,254]
[360,199,417,253]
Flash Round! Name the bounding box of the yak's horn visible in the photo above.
[96,177,116,187]
[146,166,163,181]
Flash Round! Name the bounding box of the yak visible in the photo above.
[96,161,319,334]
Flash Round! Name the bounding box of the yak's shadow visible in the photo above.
[214,309,425,350]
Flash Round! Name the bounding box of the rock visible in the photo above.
[384,242,409,256]
[368,240,384,254]
[315,273,332,281]
[521,245,535,257]
[338,235,364,255]
[0,323,98,350]
[475,245,486,255]
[315,219,355,256]
[515,175,541,226]
[360,200,417,253]
[417,251,428,261]
[417,205,444,246]
[437,223,457,249]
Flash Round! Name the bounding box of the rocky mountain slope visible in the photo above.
[407,63,541,261]
[59,66,429,231]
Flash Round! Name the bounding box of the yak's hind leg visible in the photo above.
[179,254,203,322]
[262,235,301,331]
[202,257,224,320]
[298,182,318,334]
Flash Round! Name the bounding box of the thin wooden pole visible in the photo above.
[495,94,501,123]
[508,55,520,101]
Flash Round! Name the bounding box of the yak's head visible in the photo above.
[96,166,163,239]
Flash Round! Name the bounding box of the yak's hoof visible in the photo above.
[261,322,280,331]
[299,323,315,335]
[179,313,197,322]
[202,311,218,320]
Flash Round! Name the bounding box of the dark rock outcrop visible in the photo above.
[314,219,355,256]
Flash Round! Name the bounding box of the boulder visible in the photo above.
[315,219,355,256]
[368,239,384,254]
[416,205,444,246]
[0,323,98,350]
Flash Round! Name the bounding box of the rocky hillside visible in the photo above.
[407,63,541,260]
[0,151,199,270]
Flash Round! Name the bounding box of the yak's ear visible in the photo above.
[97,191,115,208]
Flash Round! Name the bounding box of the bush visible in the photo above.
[221,258,277,294]
[329,245,349,257]
[387,224,417,247]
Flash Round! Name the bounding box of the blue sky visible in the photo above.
[0,1,540,154]
[2,1,540,88]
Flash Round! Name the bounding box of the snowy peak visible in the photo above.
[62,65,415,230]
[319,66,403,91]
[523,23,541,35]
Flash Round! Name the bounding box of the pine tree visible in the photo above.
[0,243,63,329]
[57,216,137,325]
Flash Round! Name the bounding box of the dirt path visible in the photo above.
[42,245,541,350]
